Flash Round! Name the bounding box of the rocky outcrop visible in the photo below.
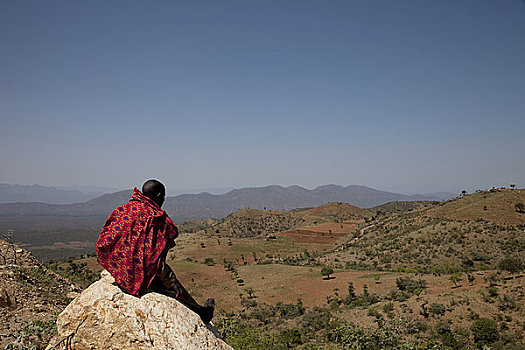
[46,271,232,350]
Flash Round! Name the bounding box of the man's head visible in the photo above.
[142,179,166,207]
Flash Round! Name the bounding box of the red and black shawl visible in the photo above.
[96,188,178,296]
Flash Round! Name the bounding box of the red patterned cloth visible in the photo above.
[96,188,178,296]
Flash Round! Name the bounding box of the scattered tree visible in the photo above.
[362,284,369,298]
[420,302,430,318]
[223,260,235,271]
[347,282,356,302]
[449,272,462,287]
[468,273,475,285]
[515,202,525,213]
[321,267,334,280]
[245,287,256,299]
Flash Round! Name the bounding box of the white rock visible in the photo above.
[46,271,232,350]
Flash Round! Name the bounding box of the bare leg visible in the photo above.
[153,260,215,322]
[170,277,214,322]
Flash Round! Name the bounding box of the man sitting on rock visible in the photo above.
[96,179,215,323]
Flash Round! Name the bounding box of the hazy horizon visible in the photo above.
[1,1,524,196]
[0,181,514,197]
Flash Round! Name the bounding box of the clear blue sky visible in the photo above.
[1,1,524,194]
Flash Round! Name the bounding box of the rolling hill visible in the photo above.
[48,189,525,349]
[323,189,525,272]
[191,202,372,239]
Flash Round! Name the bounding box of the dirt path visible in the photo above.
[347,224,374,244]
[360,224,374,234]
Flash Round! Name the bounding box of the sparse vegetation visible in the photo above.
[4,188,525,349]
[48,260,99,288]
[0,229,17,265]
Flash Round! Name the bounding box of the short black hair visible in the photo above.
[142,179,165,200]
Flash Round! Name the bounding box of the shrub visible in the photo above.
[240,297,257,309]
[435,318,451,335]
[409,320,428,333]
[429,303,446,316]
[302,307,331,331]
[498,294,518,311]
[449,272,462,287]
[382,302,394,314]
[247,304,275,322]
[223,260,235,271]
[487,286,498,298]
[279,329,303,346]
[386,290,410,302]
[471,318,499,345]
[395,276,427,294]
[276,301,304,319]
[498,256,523,274]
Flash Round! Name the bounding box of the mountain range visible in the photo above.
[0,184,102,204]
[0,184,453,222]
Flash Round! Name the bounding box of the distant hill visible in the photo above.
[163,185,452,221]
[0,184,102,204]
[193,202,372,238]
[0,189,132,217]
[0,185,452,221]
[55,185,122,194]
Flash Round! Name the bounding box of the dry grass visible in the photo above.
[426,189,525,225]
